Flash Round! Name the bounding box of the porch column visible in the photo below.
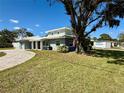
[31,41,34,49]
[40,41,43,50]
[35,41,38,50]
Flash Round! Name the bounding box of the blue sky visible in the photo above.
[0,0,124,38]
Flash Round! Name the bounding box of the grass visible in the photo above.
[0,52,6,57]
[0,47,14,50]
[0,50,124,93]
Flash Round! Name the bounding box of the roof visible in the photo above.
[93,40,117,42]
[46,27,71,33]
[18,35,74,42]
[22,36,42,41]
[42,35,74,40]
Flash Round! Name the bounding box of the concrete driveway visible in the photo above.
[0,49,35,71]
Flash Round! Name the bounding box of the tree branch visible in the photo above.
[86,15,103,26]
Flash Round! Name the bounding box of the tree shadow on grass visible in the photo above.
[93,49,124,65]
[107,59,124,65]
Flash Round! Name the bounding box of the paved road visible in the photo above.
[0,49,35,71]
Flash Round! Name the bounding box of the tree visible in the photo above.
[47,0,124,53]
[119,32,124,42]
[13,28,34,39]
[98,33,112,40]
[26,32,34,37]
[0,29,15,43]
[0,29,15,48]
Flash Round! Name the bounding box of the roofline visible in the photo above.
[94,40,117,42]
[46,27,71,33]
[41,36,74,40]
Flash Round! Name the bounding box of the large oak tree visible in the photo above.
[47,0,124,53]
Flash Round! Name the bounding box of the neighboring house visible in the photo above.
[92,40,118,49]
[13,27,74,51]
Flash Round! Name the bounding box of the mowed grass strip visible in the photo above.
[0,50,124,93]
[0,47,14,50]
[0,52,6,57]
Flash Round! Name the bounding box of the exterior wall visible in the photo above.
[106,42,111,48]
[51,39,65,50]
[21,42,25,49]
[12,42,21,49]
[93,41,112,49]
[47,30,66,37]
[12,42,30,49]
[43,39,65,51]
[46,28,72,38]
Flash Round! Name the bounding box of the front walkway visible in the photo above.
[0,49,35,71]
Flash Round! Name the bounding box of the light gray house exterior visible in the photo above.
[13,27,74,51]
[92,40,118,49]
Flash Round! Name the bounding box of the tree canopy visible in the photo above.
[0,29,15,48]
[47,0,124,53]
[98,33,112,40]
[0,28,34,48]
[13,28,34,39]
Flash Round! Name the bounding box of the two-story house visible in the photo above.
[12,27,74,51]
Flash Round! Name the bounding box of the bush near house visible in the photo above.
[0,43,13,48]
[57,45,69,53]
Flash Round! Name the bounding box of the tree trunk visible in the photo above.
[75,37,90,54]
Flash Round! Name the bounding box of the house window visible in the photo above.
[56,41,60,46]
[43,41,49,46]
[51,33,53,35]
[57,32,59,34]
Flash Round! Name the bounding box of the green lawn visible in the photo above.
[0,52,6,57]
[0,47,14,50]
[0,50,124,93]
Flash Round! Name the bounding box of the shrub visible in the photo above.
[0,43,13,48]
[57,45,69,53]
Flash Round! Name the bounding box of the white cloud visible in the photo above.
[13,27,21,30]
[27,28,33,31]
[9,19,19,24]
[35,24,40,27]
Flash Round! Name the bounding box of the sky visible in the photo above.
[0,0,124,38]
